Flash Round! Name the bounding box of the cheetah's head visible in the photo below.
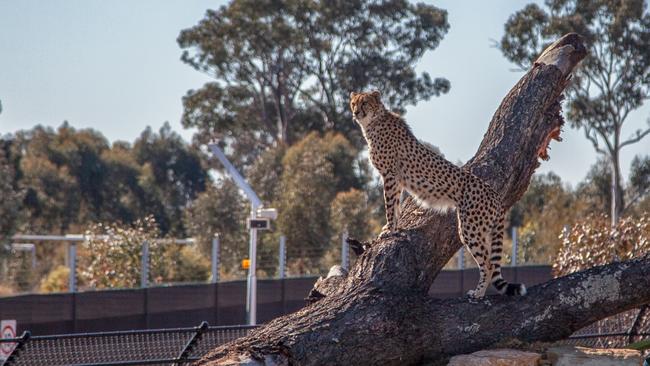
[350,90,384,127]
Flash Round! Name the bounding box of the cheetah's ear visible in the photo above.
[350,91,358,99]
[371,90,381,99]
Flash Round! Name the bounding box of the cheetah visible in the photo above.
[350,90,526,299]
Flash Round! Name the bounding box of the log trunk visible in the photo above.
[191,33,644,366]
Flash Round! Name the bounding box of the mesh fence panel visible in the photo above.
[4,325,254,366]
[189,326,256,359]
[563,308,648,348]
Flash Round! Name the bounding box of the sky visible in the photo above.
[0,0,648,187]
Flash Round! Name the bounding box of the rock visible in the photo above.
[447,349,542,366]
[545,346,643,366]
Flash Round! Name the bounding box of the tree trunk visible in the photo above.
[610,150,624,226]
[192,34,649,366]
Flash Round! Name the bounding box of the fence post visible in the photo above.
[511,226,518,267]
[4,330,31,365]
[341,230,349,270]
[457,247,464,270]
[211,235,220,284]
[278,236,286,279]
[176,321,209,365]
[68,242,77,293]
[141,240,149,288]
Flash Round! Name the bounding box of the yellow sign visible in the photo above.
[241,259,250,270]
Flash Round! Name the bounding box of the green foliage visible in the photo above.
[501,0,650,223]
[248,146,286,204]
[13,123,109,233]
[507,172,582,264]
[178,0,450,168]
[39,265,69,293]
[156,245,211,283]
[505,161,650,266]
[278,132,365,275]
[183,179,248,278]
[575,158,611,215]
[628,155,650,209]
[628,338,650,351]
[329,189,372,241]
[322,188,373,269]
[132,123,208,235]
[79,216,162,289]
[78,216,211,289]
[5,122,206,235]
[0,147,23,244]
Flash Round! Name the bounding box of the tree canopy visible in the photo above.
[177,0,450,168]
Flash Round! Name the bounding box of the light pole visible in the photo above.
[208,143,272,325]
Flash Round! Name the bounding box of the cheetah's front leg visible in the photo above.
[379,173,401,238]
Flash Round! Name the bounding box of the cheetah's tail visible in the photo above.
[492,271,527,296]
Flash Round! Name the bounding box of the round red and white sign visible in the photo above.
[0,320,16,357]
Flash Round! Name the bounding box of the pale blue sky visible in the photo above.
[0,0,648,186]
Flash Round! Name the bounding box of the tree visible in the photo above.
[277,132,365,275]
[193,34,627,366]
[322,188,374,269]
[0,145,23,244]
[574,154,650,218]
[14,124,106,233]
[0,145,28,293]
[98,141,147,224]
[78,216,209,289]
[183,179,249,279]
[178,0,450,168]
[500,0,650,225]
[79,217,162,289]
[132,123,208,235]
[507,172,581,264]
[627,155,650,214]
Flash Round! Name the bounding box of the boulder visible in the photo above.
[447,349,541,366]
[545,346,642,366]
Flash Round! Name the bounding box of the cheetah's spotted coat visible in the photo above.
[350,90,526,298]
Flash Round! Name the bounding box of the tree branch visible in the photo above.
[620,126,650,149]
[195,33,590,366]
[583,127,607,155]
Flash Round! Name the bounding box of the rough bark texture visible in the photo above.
[190,33,650,366]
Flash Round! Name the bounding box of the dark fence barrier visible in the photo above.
[0,266,552,336]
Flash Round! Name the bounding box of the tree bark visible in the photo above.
[192,33,627,366]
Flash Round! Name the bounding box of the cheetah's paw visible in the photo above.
[378,230,394,239]
[466,289,484,300]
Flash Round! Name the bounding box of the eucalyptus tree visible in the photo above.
[500,0,650,225]
[178,0,450,169]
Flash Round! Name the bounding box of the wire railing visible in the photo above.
[1,322,257,366]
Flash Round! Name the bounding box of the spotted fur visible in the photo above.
[350,90,526,298]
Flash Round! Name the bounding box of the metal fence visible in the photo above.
[1,322,256,366]
[2,321,649,366]
[561,308,650,349]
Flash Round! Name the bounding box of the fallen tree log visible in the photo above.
[191,33,649,366]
